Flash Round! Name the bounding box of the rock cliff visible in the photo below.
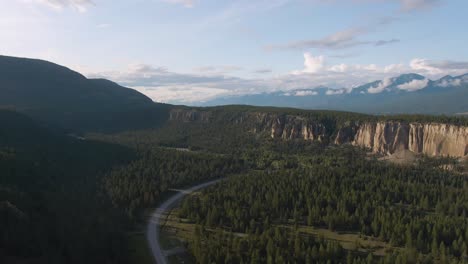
[335,122,468,157]
[169,109,468,158]
[247,112,327,141]
[337,122,467,157]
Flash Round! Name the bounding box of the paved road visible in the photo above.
[146,179,223,264]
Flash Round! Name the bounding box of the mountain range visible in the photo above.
[0,54,467,136]
[199,73,468,115]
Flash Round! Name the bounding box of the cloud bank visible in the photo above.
[266,28,400,51]
[397,78,429,91]
[88,53,468,103]
[368,78,393,94]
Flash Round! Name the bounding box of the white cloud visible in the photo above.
[89,63,277,103]
[253,68,273,74]
[375,39,400,46]
[293,53,325,74]
[368,78,393,94]
[410,58,468,75]
[294,90,318,96]
[437,78,462,87]
[397,78,429,91]
[133,86,228,103]
[384,63,405,73]
[193,65,243,75]
[162,0,195,8]
[326,89,345,95]
[266,27,400,51]
[329,63,348,73]
[31,0,94,12]
[281,28,367,50]
[410,58,442,74]
[87,54,468,104]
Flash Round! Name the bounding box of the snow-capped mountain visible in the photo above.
[198,73,468,115]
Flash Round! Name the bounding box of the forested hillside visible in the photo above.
[178,146,468,263]
[0,55,170,132]
[104,149,246,219]
[0,110,249,263]
[0,110,135,263]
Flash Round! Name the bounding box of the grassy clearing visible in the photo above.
[164,208,401,259]
[296,225,399,256]
[159,210,195,264]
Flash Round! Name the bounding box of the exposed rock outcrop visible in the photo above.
[169,109,328,141]
[338,122,468,157]
[169,108,468,158]
[248,113,327,141]
[351,122,410,154]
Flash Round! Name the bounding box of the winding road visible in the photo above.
[146,179,223,264]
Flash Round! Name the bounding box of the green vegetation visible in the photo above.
[194,105,468,126]
[126,233,154,264]
[0,110,135,263]
[0,110,247,263]
[178,146,468,263]
[0,55,467,263]
[2,103,467,264]
[0,55,171,132]
[104,149,245,219]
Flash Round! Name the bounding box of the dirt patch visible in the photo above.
[379,150,418,165]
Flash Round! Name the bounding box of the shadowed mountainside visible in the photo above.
[0,55,170,132]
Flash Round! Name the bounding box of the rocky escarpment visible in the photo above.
[337,122,468,157]
[247,112,328,141]
[169,109,468,158]
[169,109,328,140]
[266,118,468,158]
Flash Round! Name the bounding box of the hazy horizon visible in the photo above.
[2,0,468,104]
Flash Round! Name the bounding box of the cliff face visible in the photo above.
[338,122,468,157]
[248,113,327,141]
[169,109,328,140]
[169,109,468,158]
[410,123,467,157]
[350,122,410,154]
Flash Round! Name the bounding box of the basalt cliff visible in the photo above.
[169,109,468,158]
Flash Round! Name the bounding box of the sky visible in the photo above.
[1,0,468,104]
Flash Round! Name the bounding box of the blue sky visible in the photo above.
[1,0,468,104]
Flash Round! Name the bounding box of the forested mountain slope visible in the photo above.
[0,55,170,132]
[0,110,137,263]
[0,110,245,263]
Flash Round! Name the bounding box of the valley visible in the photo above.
[147,144,468,263]
[0,56,467,264]
[4,1,468,263]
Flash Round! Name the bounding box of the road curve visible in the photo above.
[146,179,223,264]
